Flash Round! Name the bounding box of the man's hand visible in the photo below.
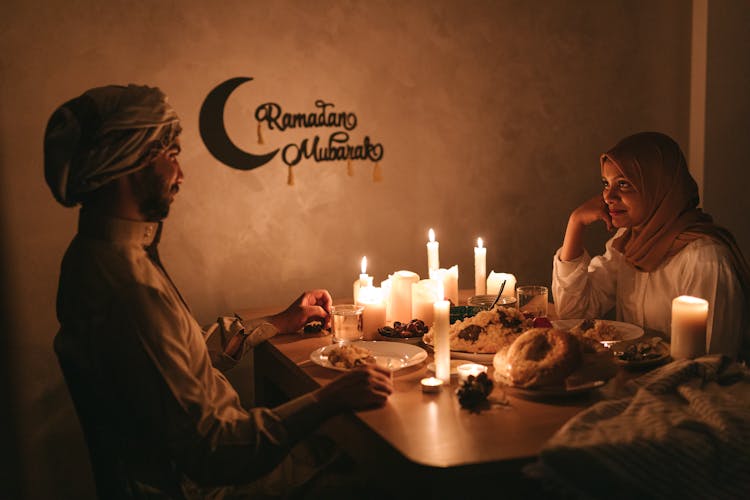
[268,289,333,334]
[313,364,393,412]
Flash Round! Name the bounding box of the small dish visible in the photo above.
[613,339,670,369]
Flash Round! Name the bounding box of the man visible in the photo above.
[45,84,392,498]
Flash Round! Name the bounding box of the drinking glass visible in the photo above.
[331,304,364,344]
[516,286,548,318]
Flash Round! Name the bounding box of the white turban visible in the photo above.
[44,84,181,206]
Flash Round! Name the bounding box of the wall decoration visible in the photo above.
[199,77,385,185]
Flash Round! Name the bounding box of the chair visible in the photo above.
[54,333,185,499]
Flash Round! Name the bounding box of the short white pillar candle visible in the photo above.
[670,295,708,359]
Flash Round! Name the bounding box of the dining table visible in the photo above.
[236,289,641,497]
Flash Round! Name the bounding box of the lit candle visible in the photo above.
[430,265,459,306]
[670,295,708,359]
[456,363,488,383]
[427,228,440,274]
[433,300,451,382]
[474,237,487,296]
[357,286,387,340]
[390,270,420,323]
[352,256,372,303]
[420,377,443,393]
[487,271,516,298]
[411,279,443,326]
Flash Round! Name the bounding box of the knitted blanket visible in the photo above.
[526,355,750,499]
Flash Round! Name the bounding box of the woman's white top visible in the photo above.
[552,229,747,358]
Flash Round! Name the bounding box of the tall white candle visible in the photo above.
[357,286,387,340]
[411,279,443,326]
[430,265,459,306]
[433,300,451,382]
[670,295,708,359]
[474,237,487,296]
[352,256,372,303]
[381,276,392,323]
[390,270,420,323]
[487,271,516,298]
[427,228,440,274]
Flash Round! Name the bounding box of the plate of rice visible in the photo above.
[422,306,532,364]
[552,318,643,347]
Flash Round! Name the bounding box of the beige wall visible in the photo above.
[6,0,739,498]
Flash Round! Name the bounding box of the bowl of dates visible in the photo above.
[378,319,429,344]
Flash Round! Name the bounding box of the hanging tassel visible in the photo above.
[287,166,294,186]
[347,158,354,177]
[257,122,264,145]
[373,162,383,182]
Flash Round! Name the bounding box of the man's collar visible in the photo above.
[77,210,162,247]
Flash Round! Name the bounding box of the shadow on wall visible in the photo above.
[1,171,23,498]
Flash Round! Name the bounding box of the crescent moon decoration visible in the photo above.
[199,77,279,171]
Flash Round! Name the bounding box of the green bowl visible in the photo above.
[449,305,481,324]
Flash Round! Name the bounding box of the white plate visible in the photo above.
[551,319,644,346]
[310,341,428,372]
[421,340,495,365]
[503,380,607,400]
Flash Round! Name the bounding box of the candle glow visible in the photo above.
[433,300,451,382]
[357,285,387,340]
[474,237,487,296]
[457,363,488,383]
[427,228,440,274]
[670,295,708,359]
[420,377,443,393]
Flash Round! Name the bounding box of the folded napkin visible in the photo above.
[526,355,750,499]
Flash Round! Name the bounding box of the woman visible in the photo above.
[552,132,750,360]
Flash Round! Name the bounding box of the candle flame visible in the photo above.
[361,256,367,274]
[477,237,483,249]
[428,228,435,242]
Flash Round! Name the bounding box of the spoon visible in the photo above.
[489,280,507,309]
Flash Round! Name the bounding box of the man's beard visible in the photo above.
[133,166,177,221]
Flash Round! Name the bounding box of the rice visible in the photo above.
[424,306,532,353]
[569,319,619,342]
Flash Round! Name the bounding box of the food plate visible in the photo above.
[420,339,495,365]
[494,351,617,400]
[552,319,644,346]
[310,341,428,372]
[613,339,670,369]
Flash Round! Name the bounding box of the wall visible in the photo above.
[0,1,696,498]
[703,0,750,254]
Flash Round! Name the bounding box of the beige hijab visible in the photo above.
[602,131,750,299]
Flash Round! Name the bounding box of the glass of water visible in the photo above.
[331,304,364,345]
[516,285,548,318]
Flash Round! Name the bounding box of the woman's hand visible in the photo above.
[268,289,333,333]
[571,195,613,231]
[313,364,393,412]
[560,195,613,261]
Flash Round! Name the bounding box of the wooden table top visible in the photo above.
[239,289,619,481]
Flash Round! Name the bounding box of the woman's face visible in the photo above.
[601,160,647,228]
